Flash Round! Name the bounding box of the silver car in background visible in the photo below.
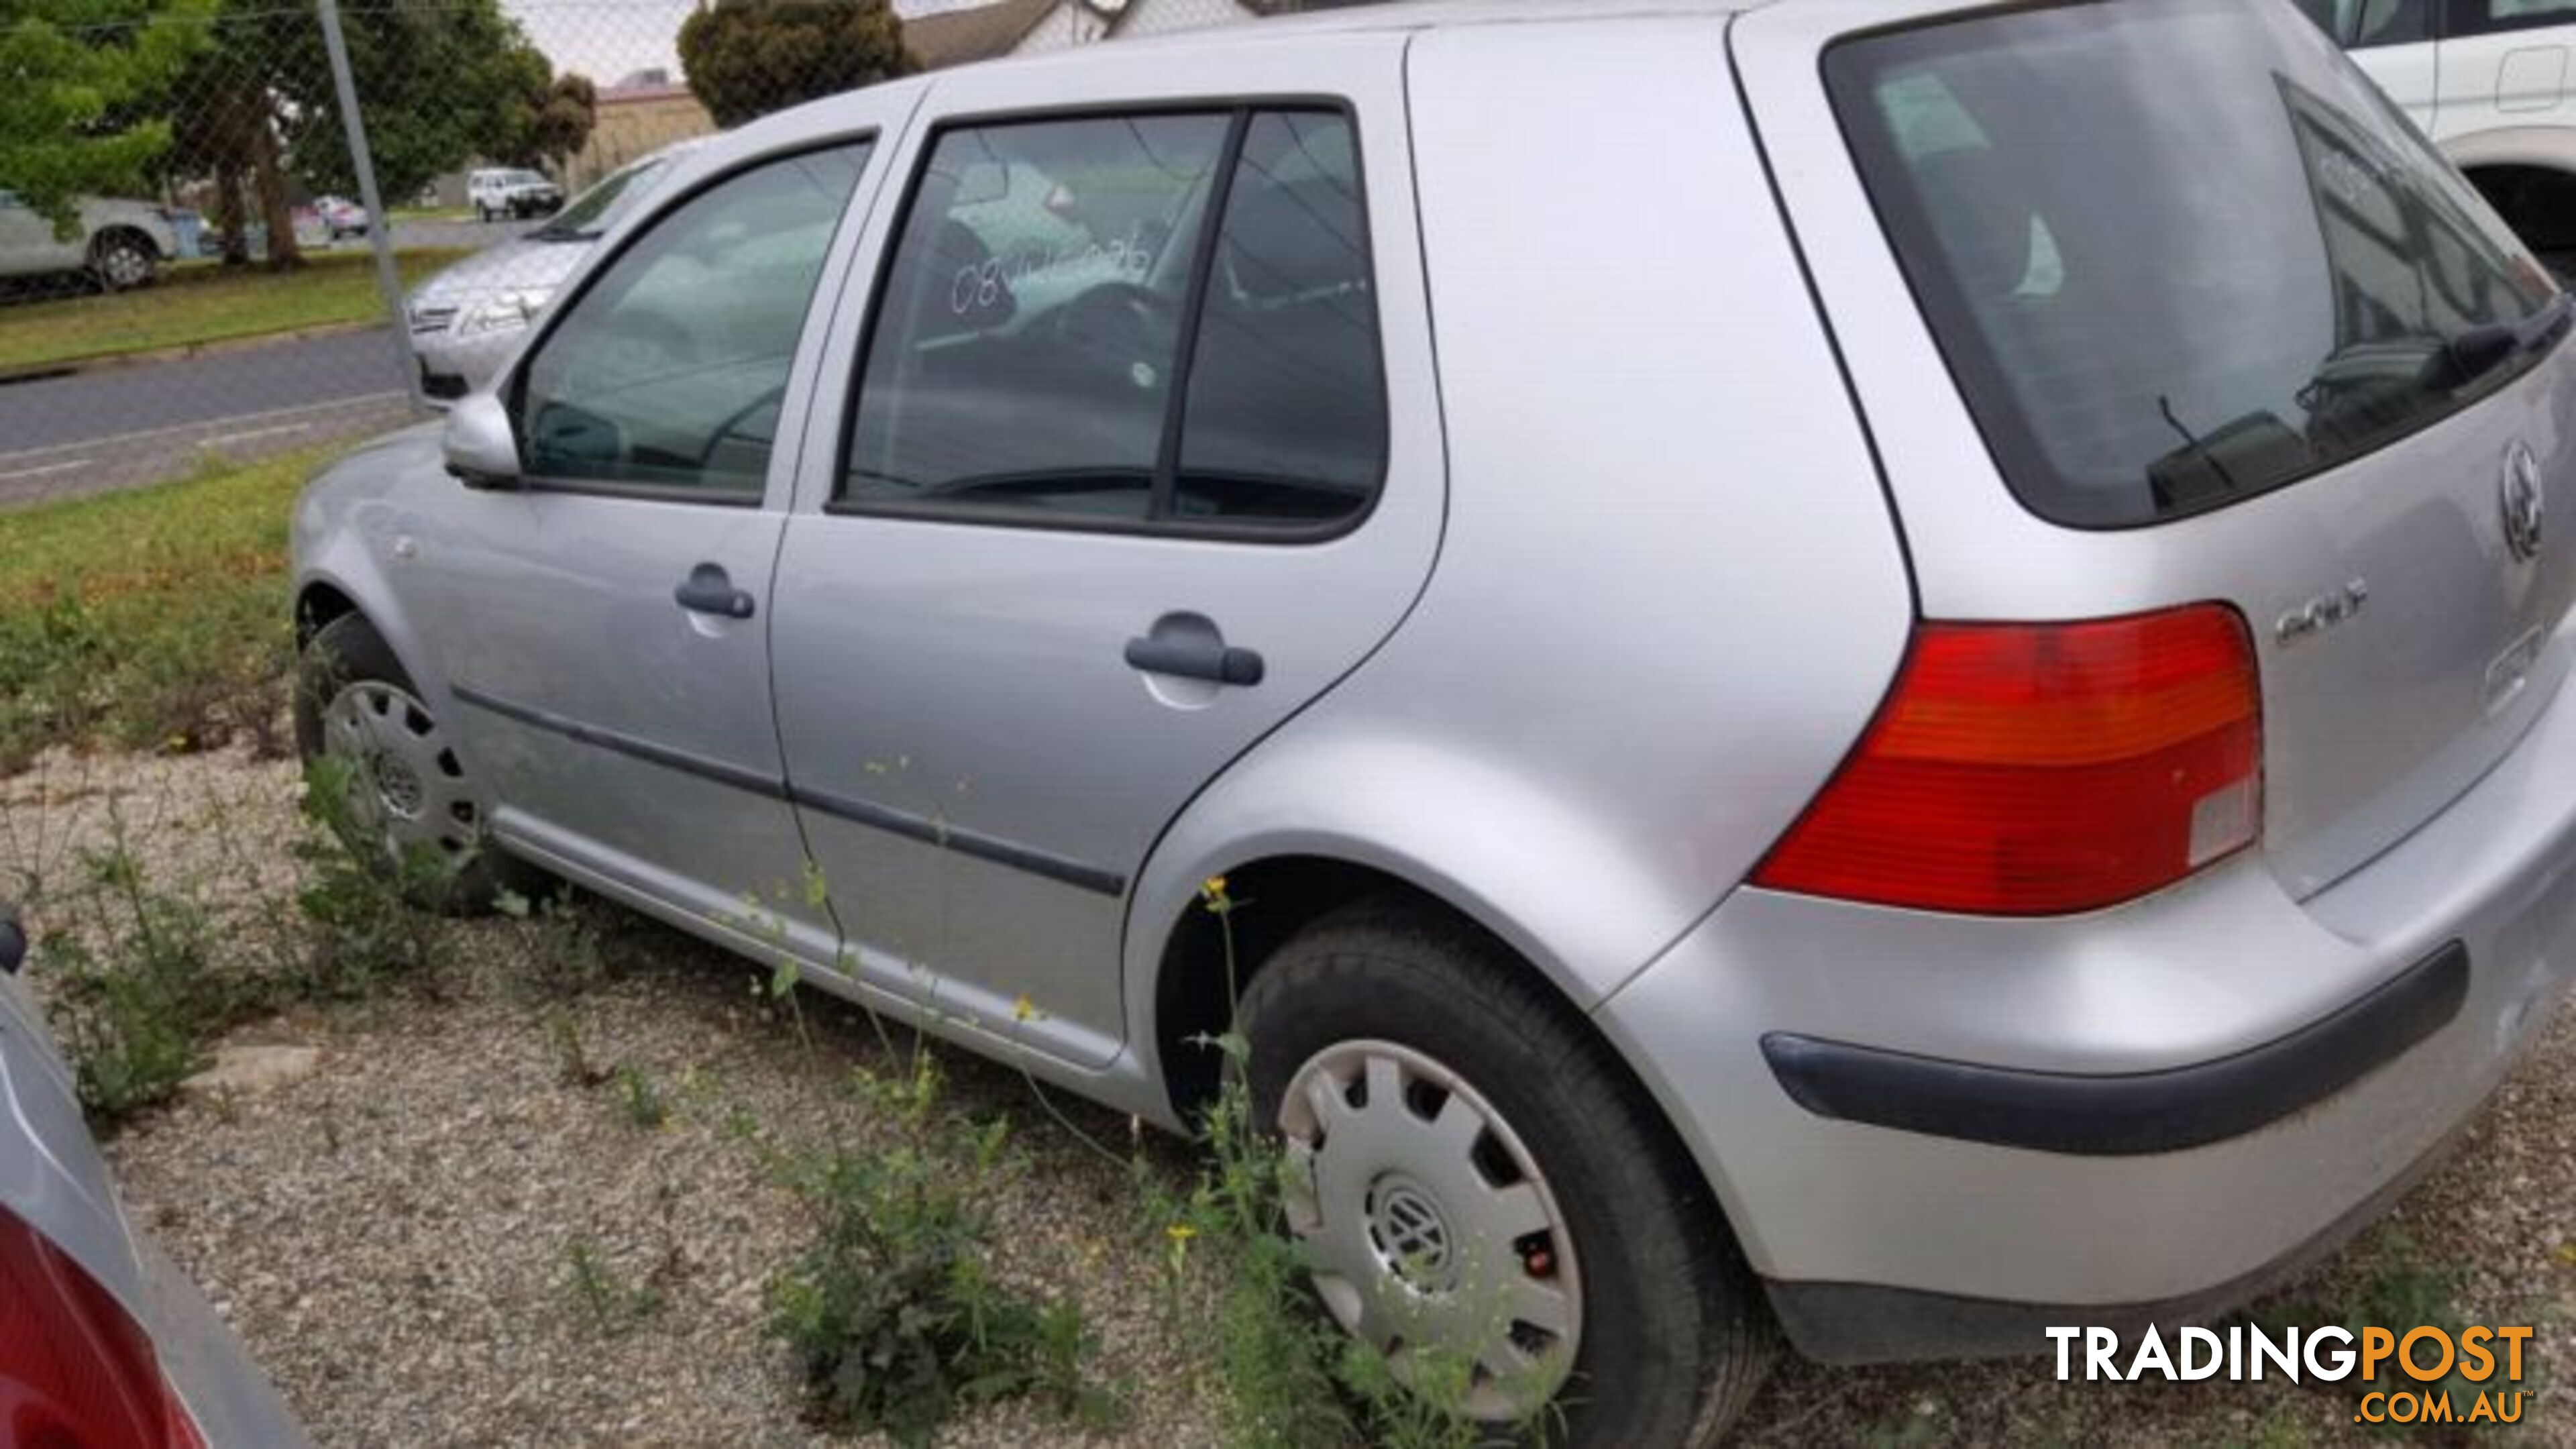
[291,2,2576,1443]
[0,915,313,1448]
[407,142,704,404]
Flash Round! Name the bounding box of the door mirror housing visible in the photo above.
[443,392,522,490]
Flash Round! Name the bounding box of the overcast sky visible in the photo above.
[508,0,992,87]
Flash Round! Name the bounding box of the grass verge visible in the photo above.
[0,450,315,771]
[0,250,470,372]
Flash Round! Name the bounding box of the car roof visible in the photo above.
[996,0,1768,62]
[687,0,1776,196]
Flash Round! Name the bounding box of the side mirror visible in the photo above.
[443,392,522,490]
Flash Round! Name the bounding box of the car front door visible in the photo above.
[769,42,1440,1068]
[418,138,881,954]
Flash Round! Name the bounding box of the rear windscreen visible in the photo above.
[1826,0,2561,527]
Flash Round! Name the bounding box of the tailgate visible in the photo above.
[1737,0,2576,900]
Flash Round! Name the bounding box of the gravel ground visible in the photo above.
[6,743,2573,1448]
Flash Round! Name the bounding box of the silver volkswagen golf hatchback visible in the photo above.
[291,1,2576,1441]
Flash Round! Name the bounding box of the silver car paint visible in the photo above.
[1,973,313,1446]
[1733,0,2576,902]
[291,0,2576,1324]
[1600,629,2576,1303]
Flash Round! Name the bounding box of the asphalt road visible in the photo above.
[0,328,419,508]
[0,221,532,510]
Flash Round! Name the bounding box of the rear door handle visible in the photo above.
[674,562,756,620]
[1124,633,1265,686]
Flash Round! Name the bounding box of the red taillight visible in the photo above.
[1752,606,2261,915]
[0,1208,207,1449]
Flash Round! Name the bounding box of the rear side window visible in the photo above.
[2448,1,2576,38]
[842,107,1385,535]
[2294,0,2434,47]
[1829,1,2557,527]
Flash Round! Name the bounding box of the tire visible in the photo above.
[1240,900,1776,1449]
[293,614,542,912]
[89,232,154,292]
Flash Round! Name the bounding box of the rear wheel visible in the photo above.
[1240,901,1776,1448]
[89,232,154,292]
[293,614,539,911]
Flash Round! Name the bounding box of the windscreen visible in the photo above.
[1827,0,2561,527]
[538,158,671,239]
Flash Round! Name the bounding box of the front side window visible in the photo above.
[517,142,871,496]
[843,107,1385,533]
[1829,1,2555,527]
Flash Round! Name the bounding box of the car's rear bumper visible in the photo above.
[1594,632,2576,1361]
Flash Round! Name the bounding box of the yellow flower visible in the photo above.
[1012,994,1036,1023]
[1166,1222,1198,1242]
[1203,875,1229,896]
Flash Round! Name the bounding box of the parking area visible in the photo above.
[3,742,2567,1448]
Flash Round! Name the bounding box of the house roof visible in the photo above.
[902,0,1059,68]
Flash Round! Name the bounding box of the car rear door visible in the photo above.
[767,36,1440,1069]
[1737,0,2576,904]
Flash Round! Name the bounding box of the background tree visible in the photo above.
[0,0,213,235]
[680,0,917,129]
[500,71,598,174]
[165,0,572,269]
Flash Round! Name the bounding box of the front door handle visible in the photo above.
[1125,631,1264,686]
[674,562,755,620]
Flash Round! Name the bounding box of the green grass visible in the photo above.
[0,249,470,373]
[0,450,315,770]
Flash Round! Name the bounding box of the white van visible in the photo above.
[2302,1,2576,266]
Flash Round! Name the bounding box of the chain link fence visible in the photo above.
[0,0,1341,508]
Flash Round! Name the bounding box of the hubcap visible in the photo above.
[102,247,146,286]
[318,680,480,865]
[1279,1040,1583,1421]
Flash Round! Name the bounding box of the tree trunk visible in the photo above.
[212,158,251,267]
[251,112,302,270]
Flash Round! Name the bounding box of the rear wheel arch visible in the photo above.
[1146,857,1738,1227]
[2461,161,2576,254]
[88,225,159,260]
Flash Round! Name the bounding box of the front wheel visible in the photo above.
[292,614,539,911]
[1240,902,1775,1448]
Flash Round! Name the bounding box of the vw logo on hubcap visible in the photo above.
[2503,441,2546,564]
[1367,1176,1454,1289]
